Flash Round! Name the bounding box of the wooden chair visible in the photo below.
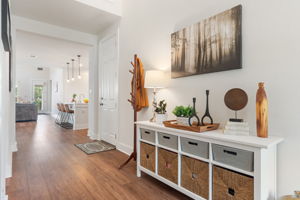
[57,103,69,128]
[55,103,62,124]
[62,104,74,129]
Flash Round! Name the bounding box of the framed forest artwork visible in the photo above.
[171,5,242,78]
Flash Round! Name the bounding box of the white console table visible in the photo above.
[136,121,283,200]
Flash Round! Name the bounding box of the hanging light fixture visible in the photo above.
[71,59,75,81]
[66,62,70,83]
[77,55,81,79]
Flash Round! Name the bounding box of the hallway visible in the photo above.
[6,116,190,200]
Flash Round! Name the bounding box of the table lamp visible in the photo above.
[144,70,168,122]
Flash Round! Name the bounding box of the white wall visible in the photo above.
[16,66,50,103]
[0,52,10,200]
[118,0,300,197]
[63,68,89,102]
[0,51,10,200]
[0,1,10,199]
[50,68,64,115]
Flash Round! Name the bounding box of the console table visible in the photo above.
[136,121,283,200]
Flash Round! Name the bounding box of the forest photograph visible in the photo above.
[171,5,242,78]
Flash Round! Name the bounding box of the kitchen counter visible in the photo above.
[65,103,88,130]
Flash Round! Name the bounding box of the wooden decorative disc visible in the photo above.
[224,88,248,111]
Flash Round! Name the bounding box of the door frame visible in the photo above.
[31,79,51,114]
[98,27,119,145]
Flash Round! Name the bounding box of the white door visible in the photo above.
[99,32,119,145]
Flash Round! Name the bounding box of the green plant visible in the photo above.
[73,94,77,99]
[155,100,167,114]
[34,85,43,111]
[172,106,193,117]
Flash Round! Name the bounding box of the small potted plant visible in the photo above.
[155,100,167,124]
[72,94,77,103]
[172,105,193,126]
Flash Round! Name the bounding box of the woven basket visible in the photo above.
[158,148,178,183]
[213,166,254,200]
[140,142,156,172]
[181,156,209,199]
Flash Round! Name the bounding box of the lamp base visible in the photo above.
[149,89,157,122]
[149,113,156,122]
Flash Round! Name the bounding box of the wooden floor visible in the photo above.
[6,115,191,200]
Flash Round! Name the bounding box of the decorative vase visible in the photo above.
[156,113,167,124]
[188,97,200,126]
[176,117,189,126]
[256,82,268,138]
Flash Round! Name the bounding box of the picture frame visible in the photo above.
[2,0,11,52]
[171,5,242,78]
[1,0,12,92]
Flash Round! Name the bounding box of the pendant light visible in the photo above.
[71,59,75,81]
[77,55,81,79]
[66,62,70,83]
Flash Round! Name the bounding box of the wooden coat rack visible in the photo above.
[119,54,139,169]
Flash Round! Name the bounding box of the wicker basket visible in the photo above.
[213,166,254,200]
[282,191,300,200]
[282,196,300,200]
[181,156,209,199]
[140,142,156,172]
[158,148,178,183]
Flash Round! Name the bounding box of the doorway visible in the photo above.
[32,80,50,114]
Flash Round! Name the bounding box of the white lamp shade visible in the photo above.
[144,70,168,89]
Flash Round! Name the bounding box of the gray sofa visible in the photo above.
[16,103,38,122]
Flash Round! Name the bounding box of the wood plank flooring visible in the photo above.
[6,115,191,200]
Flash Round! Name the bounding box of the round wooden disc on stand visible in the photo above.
[224,88,248,122]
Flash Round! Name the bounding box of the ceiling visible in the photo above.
[11,0,120,34]
[16,30,91,70]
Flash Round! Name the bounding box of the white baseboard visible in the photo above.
[116,142,132,155]
[0,193,7,200]
[10,141,18,152]
[1,196,8,200]
[87,130,93,137]
[5,163,11,179]
[74,124,88,130]
[88,130,98,140]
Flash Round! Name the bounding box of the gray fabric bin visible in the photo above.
[181,137,209,159]
[212,144,254,172]
[158,132,178,150]
[140,128,155,143]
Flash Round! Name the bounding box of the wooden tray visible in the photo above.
[163,120,219,133]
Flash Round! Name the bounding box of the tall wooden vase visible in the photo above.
[256,82,268,138]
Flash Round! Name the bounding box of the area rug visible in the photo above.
[75,141,115,155]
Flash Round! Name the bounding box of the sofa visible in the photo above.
[16,103,38,122]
